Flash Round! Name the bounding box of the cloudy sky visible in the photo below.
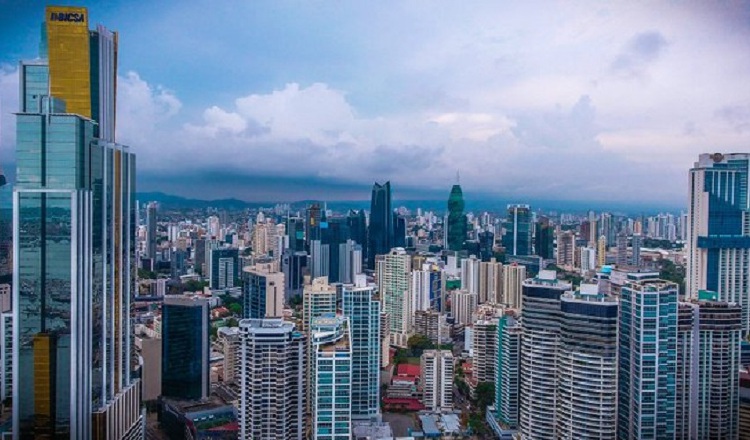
[1,1,749,205]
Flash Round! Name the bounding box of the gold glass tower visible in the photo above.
[46,6,92,118]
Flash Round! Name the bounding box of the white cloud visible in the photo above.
[0,65,19,167]
[116,71,181,148]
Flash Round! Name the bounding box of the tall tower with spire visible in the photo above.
[447,176,467,252]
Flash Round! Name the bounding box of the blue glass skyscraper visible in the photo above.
[687,153,750,334]
[341,278,381,421]
[161,296,210,400]
[618,279,678,439]
[367,182,392,269]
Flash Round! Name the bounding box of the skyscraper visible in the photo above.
[209,247,239,290]
[146,202,157,259]
[161,296,210,400]
[677,298,742,439]
[555,230,575,267]
[687,153,750,333]
[491,310,521,439]
[302,277,337,332]
[341,277,381,421]
[518,270,571,439]
[472,319,498,384]
[377,248,411,346]
[310,315,353,440]
[618,280,678,439]
[282,250,308,300]
[13,7,142,438]
[367,182,393,269]
[502,204,532,256]
[238,319,306,440]
[556,284,618,439]
[243,263,285,319]
[534,217,554,260]
[478,259,502,304]
[447,184,467,251]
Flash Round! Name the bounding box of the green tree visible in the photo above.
[474,382,495,409]
[138,268,157,280]
[226,317,239,327]
[407,334,434,351]
[228,303,242,316]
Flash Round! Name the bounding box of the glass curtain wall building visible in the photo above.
[502,204,532,257]
[341,278,381,421]
[687,153,750,334]
[367,182,392,269]
[161,296,209,400]
[13,6,141,439]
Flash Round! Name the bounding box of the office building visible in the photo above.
[378,248,412,346]
[302,277,337,332]
[556,284,618,439]
[338,239,361,285]
[310,239,330,279]
[502,204,532,256]
[453,290,478,326]
[243,263,285,319]
[447,184,467,251]
[310,315,352,440]
[282,250,308,300]
[238,319,306,440]
[534,217,554,260]
[479,259,502,304]
[341,277,381,420]
[209,247,239,290]
[13,7,142,438]
[618,280,678,439]
[286,216,306,252]
[367,182,393,269]
[306,203,322,249]
[518,270,571,440]
[687,153,750,333]
[677,298,742,439]
[421,350,454,411]
[161,296,210,400]
[501,264,526,309]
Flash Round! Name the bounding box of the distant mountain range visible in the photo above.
[136,191,684,215]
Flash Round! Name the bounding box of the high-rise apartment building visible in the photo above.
[687,153,750,333]
[502,204,532,256]
[677,298,742,439]
[616,231,628,266]
[460,255,480,295]
[13,7,142,438]
[411,261,444,313]
[302,277,337,332]
[282,250,308,300]
[597,235,607,267]
[518,270,571,439]
[161,296,210,400]
[310,315,352,440]
[556,230,575,267]
[479,259,502,304]
[421,350,454,411]
[556,284,618,439]
[452,290,478,326]
[368,182,393,269]
[447,184,467,251]
[238,318,306,440]
[341,277,381,421]
[378,248,411,346]
[618,280,678,439]
[413,310,449,345]
[217,326,241,384]
[501,264,526,309]
[243,263,285,319]
[490,310,521,439]
[472,319,497,384]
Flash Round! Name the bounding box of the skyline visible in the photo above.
[1,1,750,204]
